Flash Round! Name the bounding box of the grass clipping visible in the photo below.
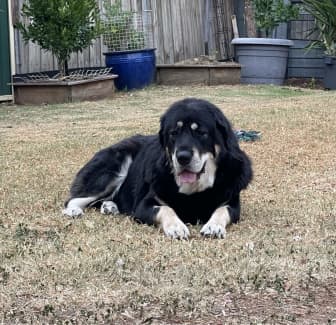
[0,85,335,324]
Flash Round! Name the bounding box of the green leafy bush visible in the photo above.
[16,0,102,76]
[253,0,299,37]
[302,0,336,56]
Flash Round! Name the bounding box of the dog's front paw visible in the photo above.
[163,218,190,240]
[100,201,119,215]
[62,207,84,218]
[200,221,226,238]
[156,206,190,239]
[200,206,231,238]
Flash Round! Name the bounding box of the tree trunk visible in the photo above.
[58,58,69,77]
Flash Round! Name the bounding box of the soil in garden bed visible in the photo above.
[174,55,236,66]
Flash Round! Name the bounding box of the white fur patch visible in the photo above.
[155,206,190,239]
[191,122,198,130]
[62,197,97,217]
[173,150,217,195]
[177,121,183,127]
[111,155,133,198]
[100,201,119,215]
[200,205,231,238]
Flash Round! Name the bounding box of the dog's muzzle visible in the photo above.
[173,148,207,185]
[176,149,193,166]
[178,165,206,184]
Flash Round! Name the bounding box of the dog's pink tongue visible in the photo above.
[179,171,197,184]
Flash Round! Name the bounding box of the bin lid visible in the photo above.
[231,38,293,47]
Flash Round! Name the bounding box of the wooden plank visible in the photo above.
[232,15,239,38]
[13,76,116,104]
[28,41,40,72]
[83,46,91,68]
[206,0,217,57]
[0,95,13,101]
[157,67,209,85]
[69,52,80,70]
[209,66,241,85]
[156,65,241,85]
[150,0,164,63]
[40,49,55,72]
[170,0,183,62]
[192,0,203,57]
[244,0,256,37]
[160,0,174,63]
[180,0,193,60]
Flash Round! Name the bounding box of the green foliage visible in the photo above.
[302,0,336,56]
[102,0,145,52]
[16,0,102,76]
[253,0,299,37]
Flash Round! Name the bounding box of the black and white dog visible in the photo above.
[63,98,252,239]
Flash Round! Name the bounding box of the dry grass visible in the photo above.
[0,85,335,324]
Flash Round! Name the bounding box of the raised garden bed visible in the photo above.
[156,57,241,86]
[12,68,118,105]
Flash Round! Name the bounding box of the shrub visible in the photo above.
[16,0,102,76]
[253,0,299,37]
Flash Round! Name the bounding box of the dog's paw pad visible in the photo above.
[62,207,84,218]
[200,223,226,238]
[100,201,119,215]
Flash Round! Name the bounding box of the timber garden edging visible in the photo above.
[156,63,241,86]
[12,74,118,105]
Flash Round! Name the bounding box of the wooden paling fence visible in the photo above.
[12,0,237,74]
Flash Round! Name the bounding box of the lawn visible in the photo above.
[0,85,335,324]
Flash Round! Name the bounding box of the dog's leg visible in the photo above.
[62,196,97,217]
[155,206,190,239]
[201,195,241,238]
[200,205,231,238]
[134,196,190,239]
[63,135,147,217]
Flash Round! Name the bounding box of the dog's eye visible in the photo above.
[196,130,208,138]
[169,130,178,138]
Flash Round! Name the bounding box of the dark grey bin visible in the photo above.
[231,38,293,85]
[324,56,336,90]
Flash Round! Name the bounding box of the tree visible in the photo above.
[16,0,102,76]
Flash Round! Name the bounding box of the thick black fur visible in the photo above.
[65,98,252,227]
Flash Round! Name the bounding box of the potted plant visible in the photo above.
[14,0,117,104]
[102,0,156,90]
[231,0,299,85]
[302,0,336,90]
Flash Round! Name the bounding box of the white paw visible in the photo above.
[100,201,119,215]
[62,206,84,218]
[156,206,190,239]
[200,221,226,238]
[163,218,190,239]
[200,205,231,239]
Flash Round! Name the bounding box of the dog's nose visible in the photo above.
[176,149,193,166]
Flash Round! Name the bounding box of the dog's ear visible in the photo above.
[212,105,253,190]
[211,107,241,159]
[159,114,166,147]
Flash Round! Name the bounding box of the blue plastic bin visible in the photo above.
[104,48,156,90]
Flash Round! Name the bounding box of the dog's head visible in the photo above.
[159,98,240,195]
